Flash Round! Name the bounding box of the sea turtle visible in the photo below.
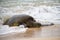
[3,14,41,28]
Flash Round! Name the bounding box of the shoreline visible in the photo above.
[0,24,60,40]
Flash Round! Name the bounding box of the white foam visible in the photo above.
[0,25,28,35]
[0,5,60,24]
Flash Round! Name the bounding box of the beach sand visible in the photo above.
[0,24,60,40]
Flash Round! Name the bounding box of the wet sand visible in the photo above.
[0,24,60,40]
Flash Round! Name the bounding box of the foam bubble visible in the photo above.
[0,25,28,35]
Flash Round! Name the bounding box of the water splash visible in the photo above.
[0,25,28,35]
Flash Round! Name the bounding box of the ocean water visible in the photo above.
[0,0,60,24]
[0,5,60,24]
[0,0,60,35]
[0,25,28,35]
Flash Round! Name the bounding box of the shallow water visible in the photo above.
[0,25,28,35]
[0,0,60,36]
[0,25,60,38]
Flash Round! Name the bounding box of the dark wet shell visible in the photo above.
[3,14,36,26]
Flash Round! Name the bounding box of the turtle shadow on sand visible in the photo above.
[3,14,54,28]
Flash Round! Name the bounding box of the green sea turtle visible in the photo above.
[3,14,41,28]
